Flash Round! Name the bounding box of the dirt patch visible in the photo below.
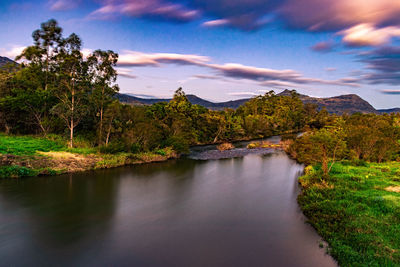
[385,186,400,193]
[38,151,100,172]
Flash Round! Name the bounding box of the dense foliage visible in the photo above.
[0,20,326,153]
[288,113,400,175]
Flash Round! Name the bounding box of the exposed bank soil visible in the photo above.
[0,151,178,177]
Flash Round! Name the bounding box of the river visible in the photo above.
[0,141,337,266]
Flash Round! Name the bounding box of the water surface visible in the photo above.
[0,150,336,266]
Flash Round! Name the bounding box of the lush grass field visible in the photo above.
[0,135,64,155]
[0,134,176,178]
[299,162,400,266]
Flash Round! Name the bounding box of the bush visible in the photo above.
[99,142,128,154]
[247,142,260,149]
[164,136,189,154]
[304,165,316,175]
[0,165,38,178]
[130,143,142,154]
[155,149,167,156]
[217,143,234,151]
[351,159,369,167]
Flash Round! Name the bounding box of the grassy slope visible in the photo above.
[0,135,176,178]
[299,162,400,266]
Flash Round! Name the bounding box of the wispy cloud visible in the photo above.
[117,50,360,87]
[340,24,400,47]
[118,50,210,66]
[88,0,200,22]
[49,0,80,11]
[85,0,400,47]
[380,89,400,95]
[359,46,400,85]
[116,67,137,79]
[311,41,335,53]
[227,92,259,97]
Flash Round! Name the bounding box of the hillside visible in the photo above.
[117,90,396,114]
[0,56,15,68]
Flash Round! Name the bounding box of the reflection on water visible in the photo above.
[0,151,336,267]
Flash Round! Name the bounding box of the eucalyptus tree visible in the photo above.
[51,33,89,147]
[87,50,119,144]
[17,19,62,90]
[10,19,63,135]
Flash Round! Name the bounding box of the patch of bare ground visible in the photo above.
[37,151,100,172]
[384,186,400,193]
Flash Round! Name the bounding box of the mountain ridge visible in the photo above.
[1,55,397,115]
[117,90,398,114]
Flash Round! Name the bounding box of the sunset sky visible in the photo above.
[1,0,400,108]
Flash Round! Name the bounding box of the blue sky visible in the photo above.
[1,0,400,108]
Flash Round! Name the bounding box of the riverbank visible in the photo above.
[298,161,400,266]
[0,134,286,178]
[0,135,178,178]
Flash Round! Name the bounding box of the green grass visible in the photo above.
[299,162,400,266]
[0,135,64,155]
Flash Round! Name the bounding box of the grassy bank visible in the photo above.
[0,135,177,178]
[298,162,400,266]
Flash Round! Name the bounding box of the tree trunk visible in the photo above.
[99,106,103,144]
[70,120,74,148]
[70,88,75,148]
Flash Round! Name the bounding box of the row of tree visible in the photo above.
[0,19,118,147]
[0,20,327,153]
[3,19,399,162]
[288,113,400,175]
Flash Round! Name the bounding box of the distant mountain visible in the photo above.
[0,56,16,68]
[116,93,249,110]
[117,89,398,114]
[378,108,400,114]
[278,90,377,114]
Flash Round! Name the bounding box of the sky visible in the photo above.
[0,0,400,108]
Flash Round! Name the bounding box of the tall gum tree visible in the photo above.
[87,50,119,145]
[51,33,88,148]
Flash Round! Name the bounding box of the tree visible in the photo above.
[51,33,88,148]
[290,125,347,177]
[17,19,62,91]
[87,50,119,144]
[103,101,122,145]
[2,66,56,135]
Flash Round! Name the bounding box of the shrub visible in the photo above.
[304,165,316,175]
[155,149,167,156]
[247,142,260,149]
[0,165,38,178]
[217,143,234,151]
[99,142,128,154]
[164,136,189,154]
[130,143,141,154]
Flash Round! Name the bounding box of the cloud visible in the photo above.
[228,92,259,97]
[205,63,359,87]
[116,67,137,79]
[89,0,200,22]
[0,46,26,60]
[325,67,337,72]
[49,0,80,11]
[202,19,229,28]
[86,0,400,47]
[311,41,335,53]
[380,89,400,95]
[117,50,360,87]
[117,50,210,66]
[360,46,400,85]
[340,24,400,47]
[279,0,400,32]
